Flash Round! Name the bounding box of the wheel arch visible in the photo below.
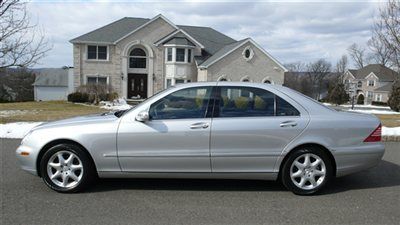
[36,139,98,177]
[278,143,337,179]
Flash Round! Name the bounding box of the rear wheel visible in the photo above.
[281,147,333,195]
[40,143,96,193]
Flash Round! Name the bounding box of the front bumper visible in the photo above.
[15,144,38,176]
[332,143,385,177]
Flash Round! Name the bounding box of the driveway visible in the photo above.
[1,139,399,225]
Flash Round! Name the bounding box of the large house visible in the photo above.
[70,14,286,99]
[343,64,398,104]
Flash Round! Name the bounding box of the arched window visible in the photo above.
[242,79,250,82]
[129,48,147,68]
[357,81,362,88]
[219,78,227,81]
[264,80,271,84]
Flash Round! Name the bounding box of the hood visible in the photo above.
[32,113,119,131]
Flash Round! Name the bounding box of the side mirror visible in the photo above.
[135,111,149,122]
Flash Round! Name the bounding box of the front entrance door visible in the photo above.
[128,74,147,99]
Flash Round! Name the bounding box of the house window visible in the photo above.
[129,48,147,68]
[166,79,172,88]
[368,80,375,86]
[367,91,373,99]
[357,81,362,88]
[166,48,172,62]
[242,46,254,61]
[187,49,192,63]
[176,48,185,62]
[375,94,382,102]
[175,79,185,84]
[87,45,108,60]
[87,76,108,85]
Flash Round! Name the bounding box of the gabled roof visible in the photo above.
[374,83,393,92]
[33,68,69,87]
[198,38,287,72]
[70,17,150,44]
[349,64,398,81]
[199,39,248,68]
[177,25,236,55]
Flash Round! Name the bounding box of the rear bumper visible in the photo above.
[332,143,385,177]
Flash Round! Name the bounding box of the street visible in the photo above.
[1,139,399,225]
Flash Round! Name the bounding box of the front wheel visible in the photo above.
[281,147,333,195]
[40,143,96,193]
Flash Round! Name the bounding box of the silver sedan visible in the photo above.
[16,82,385,195]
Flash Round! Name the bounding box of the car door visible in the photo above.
[117,86,214,172]
[210,85,309,173]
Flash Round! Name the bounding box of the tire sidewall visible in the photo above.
[40,143,94,193]
[282,147,333,195]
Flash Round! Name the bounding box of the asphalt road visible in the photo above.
[1,139,399,225]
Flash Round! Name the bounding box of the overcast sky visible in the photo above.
[28,0,384,69]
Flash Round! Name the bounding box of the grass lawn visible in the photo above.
[0,101,107,123]
[375,114,400,127]
[0,101,399,127]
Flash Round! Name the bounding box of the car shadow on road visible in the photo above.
[88,160,400,194]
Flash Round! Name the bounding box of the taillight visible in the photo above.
[364,124,382,142]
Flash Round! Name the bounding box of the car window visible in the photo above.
[149,86,212,120]
[218,87,275,117]
[276,96,300,116]
[216,86,300,118]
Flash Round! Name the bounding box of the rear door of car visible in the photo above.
[210,84,310,173]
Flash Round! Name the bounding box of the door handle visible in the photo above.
[280,121,297,127]
[190,122,209,129]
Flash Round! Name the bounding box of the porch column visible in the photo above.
[121,56,128,99]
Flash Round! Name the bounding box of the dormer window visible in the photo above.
[165,47,193,63]
[87,45,108,60]
[367,80,375,87]
[167,48,173,62]
[176,48,185,62]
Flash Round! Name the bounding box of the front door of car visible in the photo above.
[210,86,309,173]
[117,86,214,172]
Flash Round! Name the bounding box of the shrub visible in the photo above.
[327,82,349,105]
[76,84,115,104]
[99,92,119,102]
[371,101,388,106]
[67,92,89,103]
[388,81,400,112]
[234,97,249,110]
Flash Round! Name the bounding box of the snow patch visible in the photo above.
[0,122,43,139]
[383,126,400,136]
[0,110,37,118]
[346,109,400,115]
[99,98,132,111]
[341,104,391,109]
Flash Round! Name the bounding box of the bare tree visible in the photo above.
[367,34,393,66]
[0,0,51,69]
[347,43,368,69]
[283,62,307,93]
[306,59,332,100]
[373,0,400,72]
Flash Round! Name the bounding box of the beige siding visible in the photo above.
[206,43,284,84]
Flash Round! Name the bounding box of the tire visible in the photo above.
[281,147,333,195]
[40,143,96,193]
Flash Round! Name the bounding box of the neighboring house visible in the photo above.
[343,64,398,105]
[70,14,287,99]
[33,68,74,101]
